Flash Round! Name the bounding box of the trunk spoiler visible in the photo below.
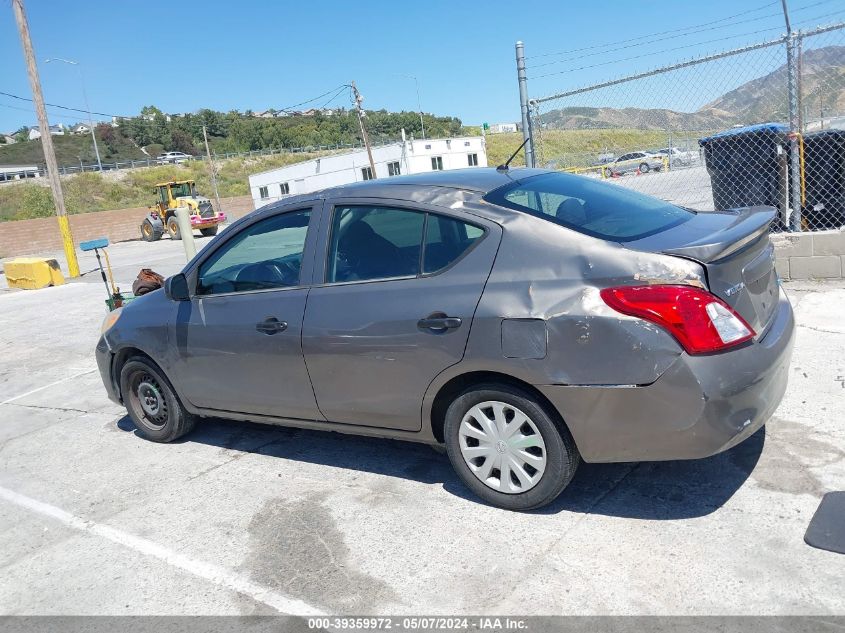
[660,206,776,264]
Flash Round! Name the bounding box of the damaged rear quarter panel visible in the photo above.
[461,203,707,386]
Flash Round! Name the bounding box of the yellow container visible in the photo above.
[4,257,65,290]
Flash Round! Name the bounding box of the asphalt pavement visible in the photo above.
[0,235,844,616]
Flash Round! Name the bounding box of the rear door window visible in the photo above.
[484,172,693,242]
[327,206,485,282]
[423,215,484,274]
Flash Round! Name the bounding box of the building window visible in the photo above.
[467,153,478,167]
[431,156,443,171]
[361,167,373,181]
[259,186,269,199]
[425,144,432,150]
[280,182,290,195]
[388,161,401,177]
[464,141,471,147]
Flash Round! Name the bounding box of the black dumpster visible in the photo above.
[802,129,845,229]
[699,123,790,216]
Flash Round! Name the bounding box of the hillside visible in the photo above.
[0,133,147,167]
[540,45,845,130]
[1,107,465,170]
[0,151,327,222]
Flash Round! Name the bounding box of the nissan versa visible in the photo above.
[96,168,794,510]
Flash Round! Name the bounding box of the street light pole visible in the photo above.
[396,74,425,140]
[45,57,103,171]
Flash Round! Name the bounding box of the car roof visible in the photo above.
[249,167,552,222]
[324,167,549,197]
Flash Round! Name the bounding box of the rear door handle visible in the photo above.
[417,314,462,332]
[256,317,288,335]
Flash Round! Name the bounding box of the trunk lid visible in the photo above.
[625,206,779,336]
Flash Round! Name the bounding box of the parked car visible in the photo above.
[655,147,697,167]
[96,168,794,510]
[156,151,192,165]
[605,151,664,175]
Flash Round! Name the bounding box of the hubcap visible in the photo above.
[131,372,168,428]
[138,380,162,416]
[458,401,547,494]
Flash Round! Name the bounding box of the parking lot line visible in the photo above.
[0,485,326,617]
[0,368,97,406]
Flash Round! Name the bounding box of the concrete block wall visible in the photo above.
[0,196,254,260]
[772,229,845,280]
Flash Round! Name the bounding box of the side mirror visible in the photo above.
[165,273,190,301]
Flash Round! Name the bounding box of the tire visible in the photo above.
[200,225,218,237]
[140,218,163,242]
[119,357,197,443]
[639,162,650,173]
[444,383,580,511]
[166,215,182,240]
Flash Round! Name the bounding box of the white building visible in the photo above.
[488,122,519,134]
[249,136,487,207]
[28,124,65,140]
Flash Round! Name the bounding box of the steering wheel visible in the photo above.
[235,261,290,289]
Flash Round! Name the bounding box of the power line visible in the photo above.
[277,84,350,114]
[529,25,785,80]
[794,9,845,25]
[318,85,350,111]
[527,1,779,60]
[0,89,124,118]
[527,10,786,69]
[791,0,842,14]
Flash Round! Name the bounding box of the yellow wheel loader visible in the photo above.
[140,180,226,242]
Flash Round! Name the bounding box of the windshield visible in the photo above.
[170,182,195,198]
[484,172,694,242]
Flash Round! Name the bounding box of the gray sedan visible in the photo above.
[96,168,794,510]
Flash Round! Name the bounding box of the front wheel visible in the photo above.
[639,162,650,173]
[119,358,197,443]
[200,225,219,237]
[444,384,580,511]
[166,215,182,240]
[140,218,163,242]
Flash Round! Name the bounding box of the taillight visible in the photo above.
[600,285,755,354]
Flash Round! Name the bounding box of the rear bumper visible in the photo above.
[538,288,795,463]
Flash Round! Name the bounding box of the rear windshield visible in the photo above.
[484,172,694,242]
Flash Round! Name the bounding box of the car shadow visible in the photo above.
[116,415,764,520]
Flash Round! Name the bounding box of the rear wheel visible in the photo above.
[119,358,196,443]
[200,225,219,237]
[140,218,163,242]
[444,383,579,511]
[166,215,182,240]
[639,162,650,173]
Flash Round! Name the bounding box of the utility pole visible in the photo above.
[12,0,79,277]
[351,81,377,179]
[202,125,223,216]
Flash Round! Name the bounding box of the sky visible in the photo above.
[1,0,844,133]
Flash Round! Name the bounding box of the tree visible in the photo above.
[170,129,198,155]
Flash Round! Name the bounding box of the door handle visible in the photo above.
[256,317,288,335]
[417,314,462,332]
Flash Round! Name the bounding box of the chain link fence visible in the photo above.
[526,22,845,233]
